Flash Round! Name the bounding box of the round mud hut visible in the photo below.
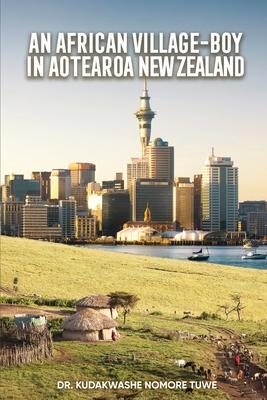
[62,309,118,342]
[75,294,118,319]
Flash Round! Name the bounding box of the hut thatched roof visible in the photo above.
[75,294,111,309]
[62,309,117,332]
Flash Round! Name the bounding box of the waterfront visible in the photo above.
[84,244,267,269]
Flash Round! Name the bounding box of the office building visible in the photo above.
[201,149,238,231]
[127,157,149,189]
[115,172,123,181]
[69,162,95,187]
[59,198,77,239]
[173,178,194,230]
[50,169,71,201]
[75,214,97,240]
[71,185,88,211]
[1,198,23,236]
[88,191,103,231]
[4,174,40,202]
[31,171,51,201]
[246,212,267,238]
[22,196,61,239]
[194,174,202,230]
[131,178,173,222]
[147,137,174,181]
[102,180,124,190]
[239,200,267,233]
[102,191,130,236]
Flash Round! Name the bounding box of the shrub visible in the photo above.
[150,310,163,316]
[0,316,14,328]
[0,296,76,308]
[198,311,219,320]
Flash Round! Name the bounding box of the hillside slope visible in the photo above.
[1,236,267,320]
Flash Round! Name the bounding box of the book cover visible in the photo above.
[1,1,267,399]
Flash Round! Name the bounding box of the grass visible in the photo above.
[0,314,229,400]
[1,236,267,399]
[1,236,267,320]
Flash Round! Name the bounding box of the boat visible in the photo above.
[242,251,266,260]
[188,248,210,261]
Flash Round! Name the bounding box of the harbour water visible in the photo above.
[83,245,267,270]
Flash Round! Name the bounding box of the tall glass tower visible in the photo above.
[201,149,238,232]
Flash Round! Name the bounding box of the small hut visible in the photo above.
[75,294,118,319]
[62,309,118,342]
[14,314,46,329]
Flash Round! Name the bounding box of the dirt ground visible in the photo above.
[0,304,70,319]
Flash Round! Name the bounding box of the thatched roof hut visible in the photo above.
[62,309,118,342]
[75,294,118,319]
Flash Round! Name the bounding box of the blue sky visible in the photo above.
[1,0,267,200]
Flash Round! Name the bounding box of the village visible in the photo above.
[1,286,267,400]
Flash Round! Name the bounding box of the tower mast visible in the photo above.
[135,79,155,157]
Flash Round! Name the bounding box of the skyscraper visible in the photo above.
[50,169,71,201]
[201,149,238,232]
[135,79,155,157]
[69,162,96,187]
[4,174,40,202]
[1,198,23,236]
[59,198,77,239]
[131,179,173,222]
[173,178,194,230]
[68,163,96,212]
[31,171,51,201]
[22,196,61,239]
[193,174,202,230]
[127,157,149,189]
[147,137,174,181]
[102,191,130,236]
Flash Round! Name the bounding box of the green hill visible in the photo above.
[1,236,267,320]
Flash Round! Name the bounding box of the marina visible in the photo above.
[83,244,267,269]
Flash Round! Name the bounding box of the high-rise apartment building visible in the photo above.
[173,178,194,230]
[201,150,238,231]
[59,198,77,239]
[50,169,71,201]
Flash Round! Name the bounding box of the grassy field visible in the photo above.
[0,313,230,400]
[1,236,267,320]
[1,236,267,400]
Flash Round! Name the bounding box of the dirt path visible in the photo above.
[0,304,71,319]
[182,319,267,399]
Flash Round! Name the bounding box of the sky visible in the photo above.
[1,0,267,201]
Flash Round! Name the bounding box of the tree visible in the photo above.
[217,304,235,320]
[217,294,245,321]
[231,294,245,321]
[108,291,140,324]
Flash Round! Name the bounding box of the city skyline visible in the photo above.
[1,0,267,201]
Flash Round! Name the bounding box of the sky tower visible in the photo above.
[135,79,155,157]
